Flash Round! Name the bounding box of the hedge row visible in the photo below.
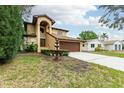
[41,49,69,56]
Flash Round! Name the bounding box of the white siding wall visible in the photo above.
[82,39,104,51]
[88,40,104,51]
[104,41,122,51]
[104,45,114,51]
[81,40,122,51]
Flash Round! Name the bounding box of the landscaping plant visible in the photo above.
[41,49,69,56]
[0,6,24,61]
[25,42,37,52]
[0,6,34,61]
[122,44,124,50]
[95,46,106,51]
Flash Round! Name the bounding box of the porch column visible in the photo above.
[36,23,41,53]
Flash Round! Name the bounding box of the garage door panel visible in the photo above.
[59,41,80,52]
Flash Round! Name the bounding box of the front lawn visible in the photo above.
[92,51,124,58]
[0,53,124,88]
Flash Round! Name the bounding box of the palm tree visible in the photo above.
[100,33,109,41]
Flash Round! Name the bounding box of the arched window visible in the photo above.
[40,27,44,33]
[40,21,49,33]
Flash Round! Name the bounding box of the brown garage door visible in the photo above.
[59,41,80,52]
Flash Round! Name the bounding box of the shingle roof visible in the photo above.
[103,40,118,45]
[51,33,80,41]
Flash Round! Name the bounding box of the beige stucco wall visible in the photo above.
[46,33,56,50]
[36,17,53,52]
[27,24,35,35]
[24,24,36,44]
[52,28,67,36]
[80,42,83,51]
[24,37,37,44]
[80,42,85,51]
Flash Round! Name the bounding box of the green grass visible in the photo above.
[0,53,124,88]
[92,51,124,58]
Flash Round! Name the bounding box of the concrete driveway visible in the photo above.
[69,52,124,72]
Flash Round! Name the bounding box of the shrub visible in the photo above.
[122,44,124,50]
[95,46,106,51]
[0,6,24,60]
[25,42,37,52]
[41,49,69,56]
[0,48,5,59]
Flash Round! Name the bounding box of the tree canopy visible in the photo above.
[99,5,124,30]
[79,31,98,40]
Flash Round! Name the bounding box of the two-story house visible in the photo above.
[24,15,81,52]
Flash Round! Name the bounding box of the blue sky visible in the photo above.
[29,5,124,40]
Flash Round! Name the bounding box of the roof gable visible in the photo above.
[33,15,55,25]
[24,14,55,25]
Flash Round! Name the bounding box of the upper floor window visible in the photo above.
[40,27,44,33]
[91,44,95,48]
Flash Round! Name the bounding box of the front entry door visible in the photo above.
[40,38,45,47]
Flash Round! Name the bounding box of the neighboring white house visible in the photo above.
[81,39,122,51]
[104,40,122,51]
[81,39,104,51]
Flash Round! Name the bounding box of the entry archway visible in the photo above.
[39,21,49,47]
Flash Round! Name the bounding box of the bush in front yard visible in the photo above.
[41,49,69,56]
[24,42,37,52]
[0,6,24,60]
[95,46,106,51]
[122,44,124,50]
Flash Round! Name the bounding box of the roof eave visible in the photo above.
[52,27,69,32]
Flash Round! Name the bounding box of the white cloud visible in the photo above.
[29,5,97,26]
[87,16,101,25]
